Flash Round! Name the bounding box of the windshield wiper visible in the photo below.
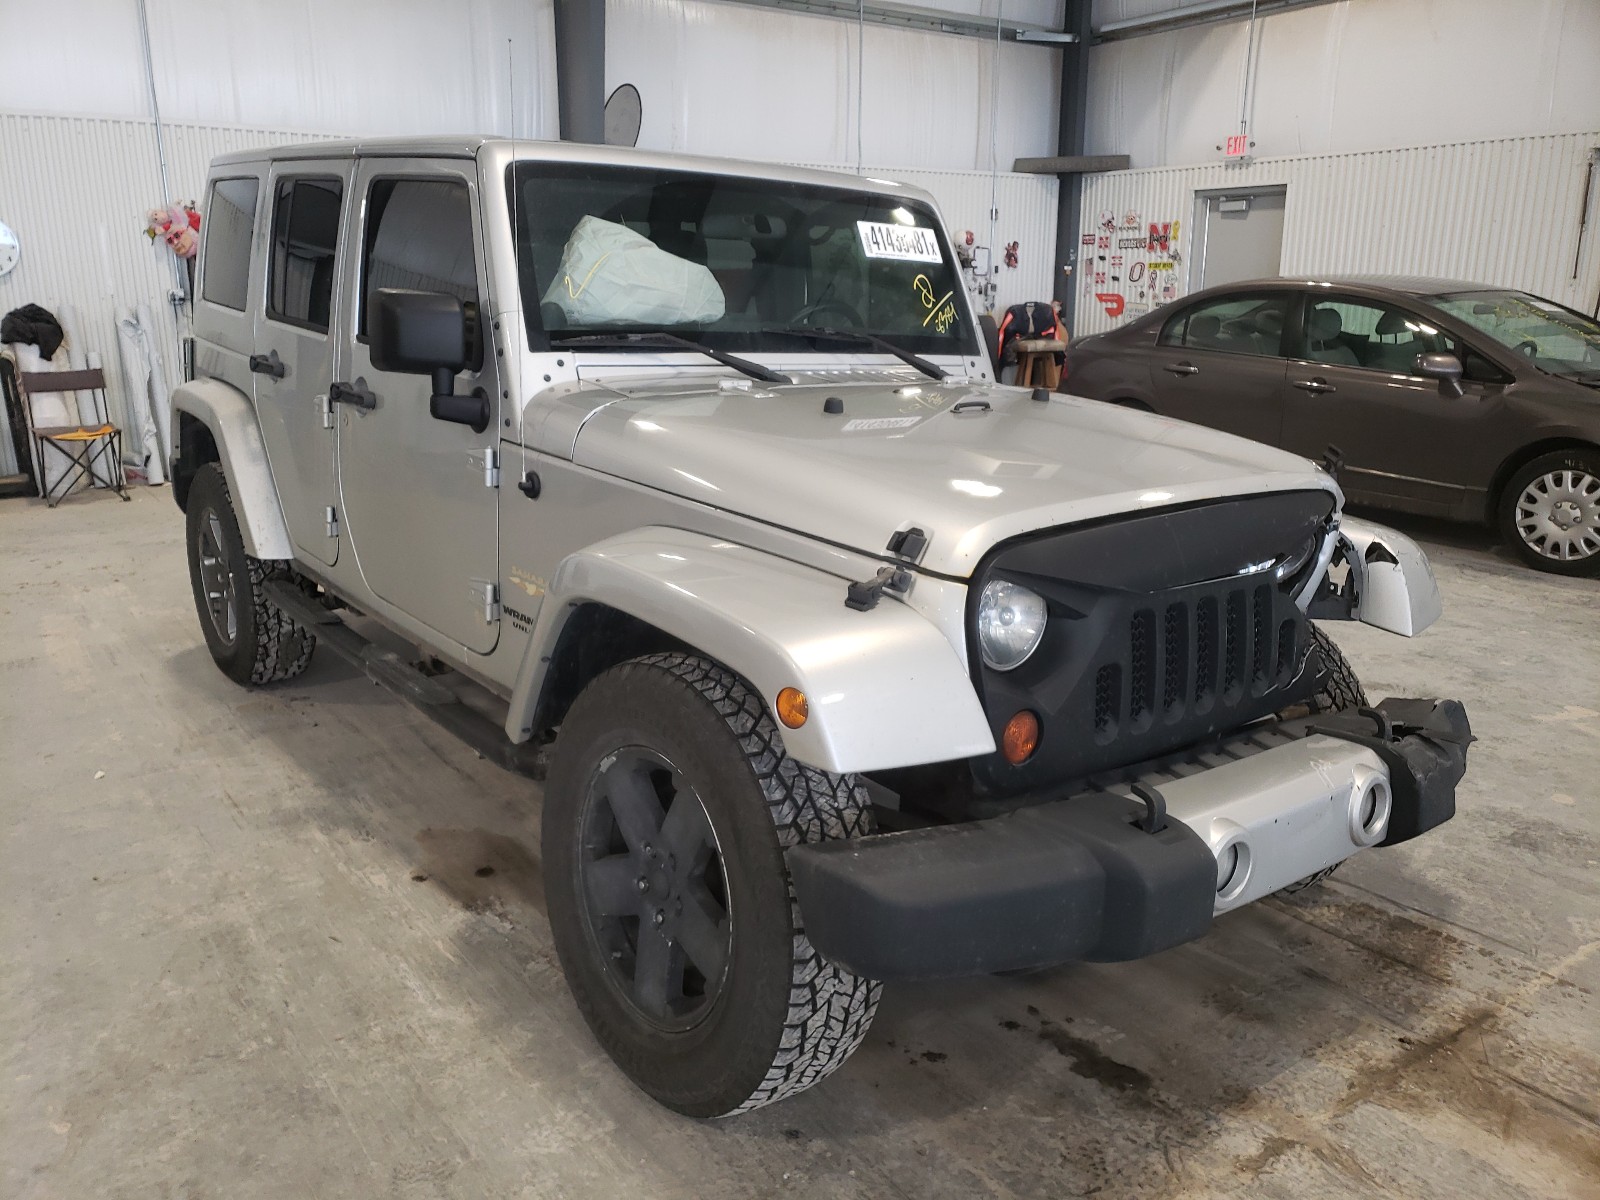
[770,326,949,380]
[549,331,792,385]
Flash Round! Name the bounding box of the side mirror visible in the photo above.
[369,288,489,432]
[1415,351,1464,398]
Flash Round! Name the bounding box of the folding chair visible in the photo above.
[19,369,131,507]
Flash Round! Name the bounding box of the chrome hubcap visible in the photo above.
[197,510,238,645]
[1516,470,1600,562]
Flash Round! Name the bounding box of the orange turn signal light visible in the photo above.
[1002,710,1040,764]
[776,687,810,729]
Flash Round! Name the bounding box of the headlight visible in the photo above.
[977,579,1047,671]
[1273,533,1319,583]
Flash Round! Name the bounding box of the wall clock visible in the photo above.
[0,221,18,276]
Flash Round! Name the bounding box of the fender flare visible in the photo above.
[171,378,293,560]
[505,527,996,775]
[1313,516,1443,637]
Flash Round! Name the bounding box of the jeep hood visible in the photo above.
[561,378,1338,579]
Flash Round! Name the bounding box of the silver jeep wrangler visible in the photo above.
[171,136,1471,1117]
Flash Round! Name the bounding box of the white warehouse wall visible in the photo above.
[0,0,560,137]
[1087,0,1600,169]
[1070,131,1600,337]
[0,1,1067,450]
[609,0,1062,172]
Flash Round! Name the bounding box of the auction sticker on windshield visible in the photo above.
[858,221,942,262]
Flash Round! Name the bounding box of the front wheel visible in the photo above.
[1279,623,1369,894]
[543,653,880,1117]
[1498,450,1600,576]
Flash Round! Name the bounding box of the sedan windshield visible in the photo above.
[507,162,976,357]
[1433,290,1600,382]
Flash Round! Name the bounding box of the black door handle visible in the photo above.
[248,350,285,380]
[1292,378,1336,394]
[1162,362,1200,376]
[329,378,377,410]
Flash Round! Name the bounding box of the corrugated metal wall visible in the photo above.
[0,113,339,436]
[1072,131,1600,336]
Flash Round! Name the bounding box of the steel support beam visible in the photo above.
[704,0,1070,43]
[1053,0,1094,324]
[553,0,606,144]
[1093,0,1343,43]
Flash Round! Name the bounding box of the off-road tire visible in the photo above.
[185,464,316,687]
[1304,621,1368,715]
[543,652,880,1117]
[1279,622,1369,893]
[1497,449,1600,577]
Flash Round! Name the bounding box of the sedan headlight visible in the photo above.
[977,579,1047,671]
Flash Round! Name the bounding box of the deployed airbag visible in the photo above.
[542,216,725,327]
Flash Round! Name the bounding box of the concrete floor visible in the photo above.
[3,488,1598,1200]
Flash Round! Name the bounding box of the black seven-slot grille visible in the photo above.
[968,491,1334,798]
[1093,582,1298,739]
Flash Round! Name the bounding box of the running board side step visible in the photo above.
[264,581,545,779]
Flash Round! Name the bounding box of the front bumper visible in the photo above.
[787,697,1472,980]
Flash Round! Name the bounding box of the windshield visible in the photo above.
[507,162,977,357]
[1433,290,1600,381]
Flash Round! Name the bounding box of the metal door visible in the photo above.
[336,160,502,654]
[1193,189,1286,290]
[252,163,353,566]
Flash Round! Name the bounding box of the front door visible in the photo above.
[1147,290,1292,443]
[1279,293,1505,517]
[253,164,352,566]
[336,161,502,654]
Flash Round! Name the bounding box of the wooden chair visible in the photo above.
[19,368,130,507]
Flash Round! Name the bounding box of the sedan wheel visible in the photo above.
[1500,451,1600,576]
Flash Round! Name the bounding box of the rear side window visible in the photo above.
[361,177,481,367]
[200,177,258,311]
[267,177,343,332]
[1159,294,1290,358]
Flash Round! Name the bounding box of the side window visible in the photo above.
[267,177,343,333]
[1158,294,1289,358]
[1305,296,1448,372]
[1451,340,1512,385]
[361,178,480,364]
[363,177,480,366]
[201,177,258,311]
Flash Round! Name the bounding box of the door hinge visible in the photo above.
[316,392,334,429]
[472,578,500,624]
[469,446,500,488]
[325,505,339,538]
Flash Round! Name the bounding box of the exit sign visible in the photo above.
[1224,134,1251,158]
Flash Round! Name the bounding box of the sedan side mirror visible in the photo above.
[369,288,489,432]
[1415,351,1464,398]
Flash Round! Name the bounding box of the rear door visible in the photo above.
[1146,291,1293,443]
[335,159,502,654]
[253,163,353,566]
[1279,292,1510,517]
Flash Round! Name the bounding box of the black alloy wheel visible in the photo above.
[576,746,731,1030]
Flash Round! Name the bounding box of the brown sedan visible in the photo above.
[1064,276,1600,576]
